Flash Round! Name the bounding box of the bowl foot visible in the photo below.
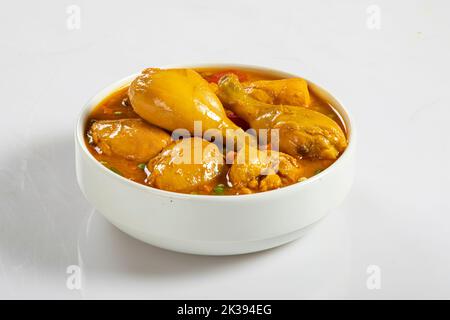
[108,218,320,256]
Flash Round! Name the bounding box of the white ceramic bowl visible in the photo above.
[75,64,355,255]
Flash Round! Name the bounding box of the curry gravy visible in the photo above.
[85,68,346,195]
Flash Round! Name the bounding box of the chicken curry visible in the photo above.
[85,67,347,195]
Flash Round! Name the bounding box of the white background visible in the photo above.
[0,0,449,299]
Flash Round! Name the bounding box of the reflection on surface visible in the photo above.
[0,136,91,299]
[78,211,273,276]
[75,207,352,299]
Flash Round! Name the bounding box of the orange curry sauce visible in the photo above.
[85,68,346,195]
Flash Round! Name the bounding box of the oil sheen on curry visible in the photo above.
[85,67,348,195]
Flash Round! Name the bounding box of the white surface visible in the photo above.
[0,0,449,299]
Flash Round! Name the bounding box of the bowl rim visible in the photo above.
[75,63,355,202]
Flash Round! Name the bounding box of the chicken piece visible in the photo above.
[243,78,310,107]
[217,74,347,159]
[129,68,242,137]
[89,119,171,162]
[146,137,226,193]
[259,175,282,192]
[229,146,303,192]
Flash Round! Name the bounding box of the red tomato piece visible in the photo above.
[226,110,250,130]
